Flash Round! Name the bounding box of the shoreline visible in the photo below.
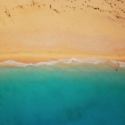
[0,53,125,63]
[0,56,125,68]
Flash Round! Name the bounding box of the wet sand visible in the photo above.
[0,0,125,63]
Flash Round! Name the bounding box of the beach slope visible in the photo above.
[0,0,125,63]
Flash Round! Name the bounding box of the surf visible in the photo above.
[0,58,125,68]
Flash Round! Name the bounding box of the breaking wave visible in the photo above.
[0,58,125,67]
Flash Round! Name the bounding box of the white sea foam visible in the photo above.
[0,58,125,67]
[110,60,125,67]
[58,58,106,64]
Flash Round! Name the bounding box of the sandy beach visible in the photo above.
[0,0,125,63]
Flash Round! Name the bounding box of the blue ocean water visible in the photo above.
[0,64,125,125]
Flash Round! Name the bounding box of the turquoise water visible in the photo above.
[0,64,125,125]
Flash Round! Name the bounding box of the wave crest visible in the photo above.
[0,58,125,67]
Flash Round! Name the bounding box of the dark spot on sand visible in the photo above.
[53,9,59,13]
[94,8,99,10]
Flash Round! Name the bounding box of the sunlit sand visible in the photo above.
[0,0,125,63]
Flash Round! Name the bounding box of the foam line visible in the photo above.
[0,58,125,67]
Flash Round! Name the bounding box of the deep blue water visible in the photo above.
[0,64,125,125]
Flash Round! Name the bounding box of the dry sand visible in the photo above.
[0,0,125,63]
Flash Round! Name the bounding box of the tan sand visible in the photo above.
[0,0,125,63]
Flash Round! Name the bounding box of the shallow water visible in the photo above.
[0,64,125,125]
